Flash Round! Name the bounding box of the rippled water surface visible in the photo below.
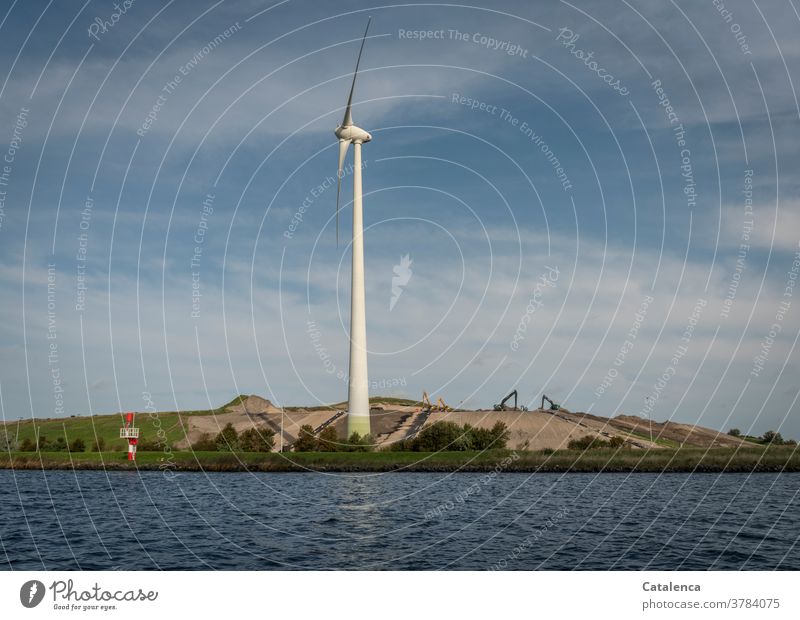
[1,470,798,569]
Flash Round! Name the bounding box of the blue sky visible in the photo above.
[0,0,798,437]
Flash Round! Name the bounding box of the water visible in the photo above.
[1,470,798,570]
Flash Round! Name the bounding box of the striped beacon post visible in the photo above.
[120,412,139,461]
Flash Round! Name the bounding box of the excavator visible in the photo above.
[541,394,560,411]
[493,390,528,411]
[420,391,452,413]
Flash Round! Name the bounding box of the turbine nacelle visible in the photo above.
[335,124,372,144]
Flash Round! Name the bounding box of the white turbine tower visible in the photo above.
[335,18,372,437]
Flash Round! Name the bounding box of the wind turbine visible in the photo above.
[335,18,372,438]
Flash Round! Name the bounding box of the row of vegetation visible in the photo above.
[4,420,795,457]
[3,445,798,473]
[728,428,797,445]
[191,424,276,452]
[386,421,510,451]
[567,435,627,450]
[10,435,100,453]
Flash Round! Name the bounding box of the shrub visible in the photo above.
[406,421,510,452]
[317,426,340,452]
[51,437,67,452]
[91,437,106,452]
[191,433,217,451]
[488,422,510,448]
[412,421,464,451]
[608,436,625,448]
[20,438,35,451]
[215,423,239,451]
[345,432,374,452]
[761,430,785,445]
[239,427,275,452]
[728,428,741,437]
[0,433,17,452]
[69,438,86,452]
[293,424,317,452]
[567,434,627,450]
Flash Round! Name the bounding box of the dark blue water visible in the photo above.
[1,470,798,570]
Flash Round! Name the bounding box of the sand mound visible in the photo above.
[417,409,641,450]
[224,395,281,414]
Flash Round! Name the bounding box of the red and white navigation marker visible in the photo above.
[120,412,140,461]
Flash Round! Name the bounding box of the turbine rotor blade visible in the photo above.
[336,138,352,246]
[341,17,371,128]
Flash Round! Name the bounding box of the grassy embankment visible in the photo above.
[1,396,423,452]
[1,446,798,473]
[1,396,256,452]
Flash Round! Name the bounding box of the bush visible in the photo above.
[728,428,741,437]
[608,436,625,448]
[191,433,217,451]
[317,426,340,452]
[405,421,510,452]
[239,427,275,452]
[0,433,17,452]
[51,437,67,452]
[761,430,785,445]
[293,424,318,452]
[69,438,86,452]
[91,437,106,452]
[215,423,239,451]
[20,438,35,452]
[345,432,374,452]
[567,434,627,450]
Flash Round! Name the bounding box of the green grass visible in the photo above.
[0,395,422,453]
[1,446,798,473]
[0,399,250,452]
[624,429,682,448]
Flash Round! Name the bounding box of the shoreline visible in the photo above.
[1,447,798,473]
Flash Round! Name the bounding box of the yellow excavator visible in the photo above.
[420,391,452,413]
